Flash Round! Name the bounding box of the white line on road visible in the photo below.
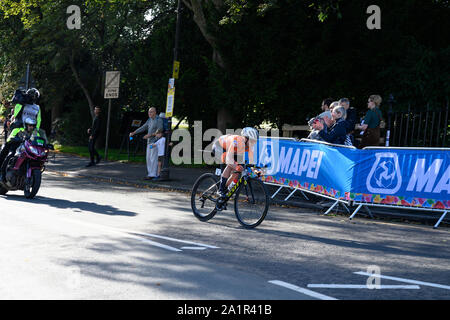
[307,284,420,289]
[268,280,338,300]
[354,272,450,290]
[58,217,221,252]
[57,217,184,252]
[122,231,220,249]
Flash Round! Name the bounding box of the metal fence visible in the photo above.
[387,101,449,148]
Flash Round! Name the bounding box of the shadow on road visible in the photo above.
[1,194,138,217]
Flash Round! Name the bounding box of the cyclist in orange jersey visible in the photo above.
[212,127,259,197]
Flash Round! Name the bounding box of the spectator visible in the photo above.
[312,105,348,145]
[129,107,163,180]
[321,98,334,112]
[86,106,102,167]
[356,95,383,149]
[149,128,166,181]
[2,101,13,143]
[307,111,332,141]
[329,101,340,112]
[2,114,11,144]
[339,98,357,146]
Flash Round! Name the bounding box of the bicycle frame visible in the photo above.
[221,164,260,204]
[224,172,248,200]
[192,164,269,228]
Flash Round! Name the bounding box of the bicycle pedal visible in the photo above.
[216,203,227,211]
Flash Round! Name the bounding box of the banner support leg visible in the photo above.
[324,200,339,215]
[271,186,283,199]
[433,211,448,229]
[365,206,374,219]
[300,190,309,201]
[284,188,297,201]
[342,203,351,214]
[349,204,363,220]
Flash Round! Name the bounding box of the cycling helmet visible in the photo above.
[241,127,259,141]
[26,88,40,103]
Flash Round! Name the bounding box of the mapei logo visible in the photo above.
[257,140,277,175]
[366,153,402,194]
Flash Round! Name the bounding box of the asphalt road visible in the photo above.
[0,172,449,301]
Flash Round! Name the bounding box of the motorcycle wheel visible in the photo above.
[24,169,41,199]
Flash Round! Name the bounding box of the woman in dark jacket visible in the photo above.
[312,106,348,145]
[356,94,383,149]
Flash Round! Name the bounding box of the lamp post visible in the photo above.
[386,94,395,147]
[160,0,182,181]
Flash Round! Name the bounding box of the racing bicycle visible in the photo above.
[191,164,269,228]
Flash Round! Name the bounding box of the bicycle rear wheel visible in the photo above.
[191,173,220,221]
[234,177,269,228]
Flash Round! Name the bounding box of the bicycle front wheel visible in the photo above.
[234,177,269,228]
[191,173,219,222]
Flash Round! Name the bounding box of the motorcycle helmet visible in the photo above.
[26,88,40,103]
[24,117,37,131]
[241,127,259,141]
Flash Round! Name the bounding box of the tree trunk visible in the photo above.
[69,50,95,120]
[182,0,232,133]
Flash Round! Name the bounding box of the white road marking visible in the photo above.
[268,280,338,300]
[66,219,183,252]
[307,284,420,289]
[181,247,207,250]
[122,231,220,249]
[355,272,450,290]
[56,217,217,252]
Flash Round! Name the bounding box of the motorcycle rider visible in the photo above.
[0,118,39,182]
[10,88,41,131]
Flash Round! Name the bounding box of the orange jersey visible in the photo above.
[217,135,254,164]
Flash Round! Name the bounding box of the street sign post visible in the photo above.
[104,71,120,161]
[160,0,182,181]
[172,61,180,79]
[165,78,175,118]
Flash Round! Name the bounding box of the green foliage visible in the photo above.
[0,0,448,149]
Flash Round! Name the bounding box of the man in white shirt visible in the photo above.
[129,107,163,180]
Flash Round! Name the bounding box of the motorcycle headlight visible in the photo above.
[29,145,45,156]
[29,146,38,155]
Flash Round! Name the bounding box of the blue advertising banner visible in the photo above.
[256,138,355,201]
[256,139,450,210]
[352,147,450,209]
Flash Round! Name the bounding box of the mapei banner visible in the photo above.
[353,148,450,209]
[256,139,450,210]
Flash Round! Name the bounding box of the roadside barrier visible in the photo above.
[256,138,449,229]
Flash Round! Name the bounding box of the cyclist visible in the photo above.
[212,127,259,198]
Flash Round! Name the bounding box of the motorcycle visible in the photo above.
[0,131,54,199]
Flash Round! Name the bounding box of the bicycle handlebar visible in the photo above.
[244,163,268,169]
